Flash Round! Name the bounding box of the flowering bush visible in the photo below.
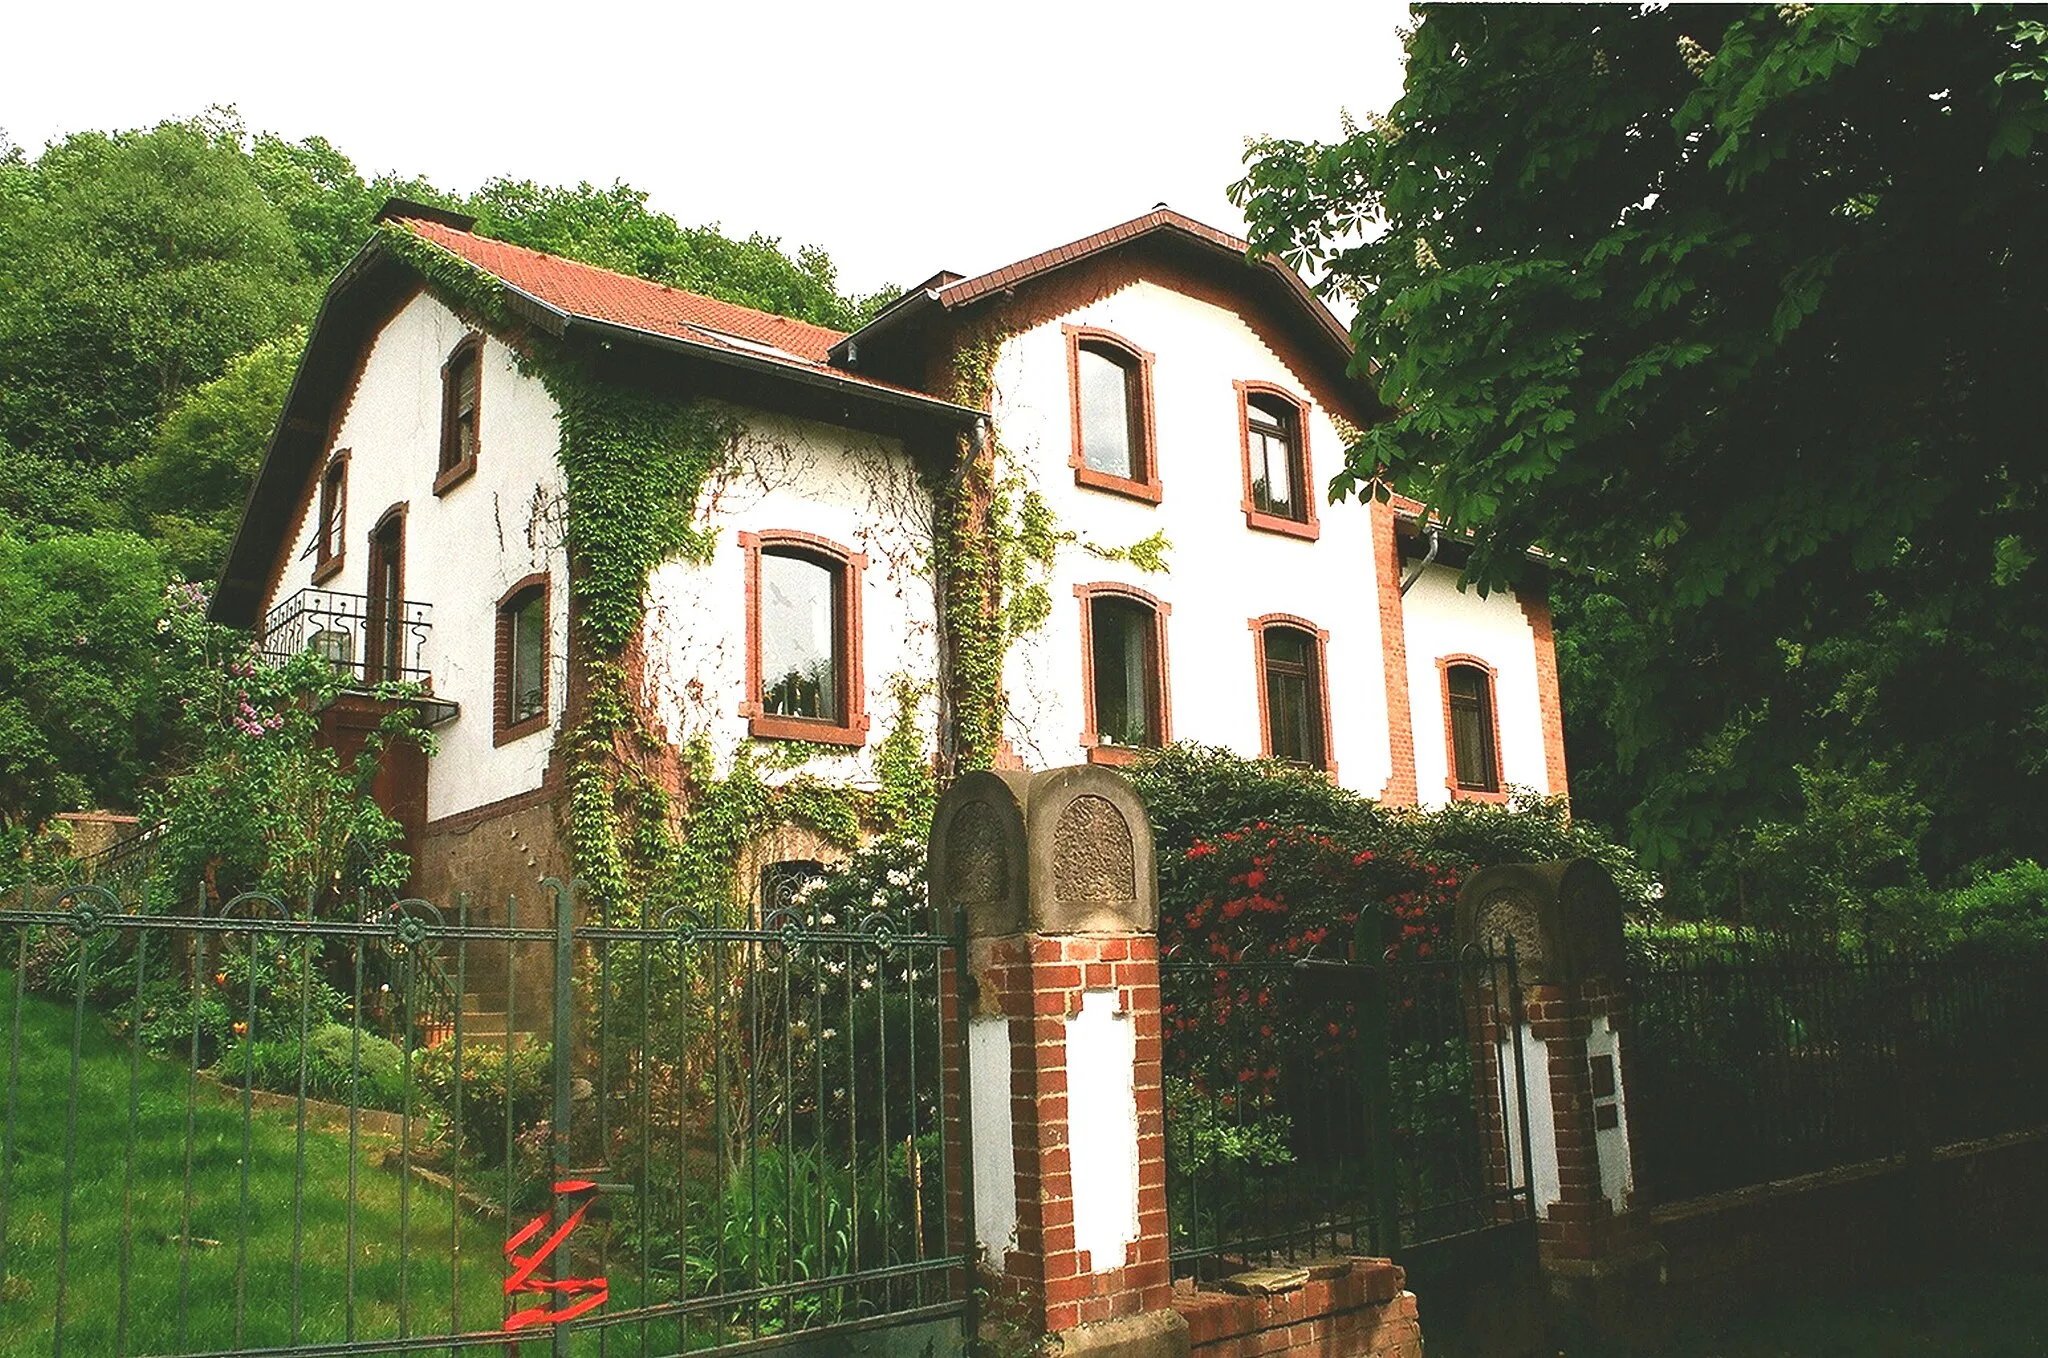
[144,581,431,906]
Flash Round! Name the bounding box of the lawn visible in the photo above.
[0,971,511,1356]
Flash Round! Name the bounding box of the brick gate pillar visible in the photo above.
[1455,860,1666,1348]
[931,767,1184,1358]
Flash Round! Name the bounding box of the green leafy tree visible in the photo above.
[1233,5,2048,885]
[130,329,304,576]
[0,111,313,485]
[0,527,175,838]
[464,178,895,329]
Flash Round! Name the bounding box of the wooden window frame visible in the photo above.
[740,529,870,747]
[494,573,551,746]
[363,504,408,684]
[434,333,483,495]
[312,449,350,585]
[1236,381,1319,541]
[1438,654,1508,802]
[1250,613,1336,777]
[1064,325,1163,505]
[1075,581,1172,766]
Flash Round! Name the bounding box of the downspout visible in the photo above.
[1399,526,1441,596]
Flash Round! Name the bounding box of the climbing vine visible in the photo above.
[384,226,940,910]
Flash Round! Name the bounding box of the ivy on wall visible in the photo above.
[379,226,1085,906]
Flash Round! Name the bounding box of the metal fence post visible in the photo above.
[1354,913,1399,1255]
[549,876,577,1358]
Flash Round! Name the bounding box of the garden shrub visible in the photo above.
[1932,860,2048,947]
[413,1037,554,1171]
[210,1022,409,1111]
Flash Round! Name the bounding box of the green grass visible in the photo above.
[0,973,509,1355]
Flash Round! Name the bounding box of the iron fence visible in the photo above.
[0,879,972,1357]
[259,588,433,687]
[1626,942,2048,1204]
[1159,929,1531,1279]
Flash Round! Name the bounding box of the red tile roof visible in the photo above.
[400,216,850,362]
[934,208,1351,350]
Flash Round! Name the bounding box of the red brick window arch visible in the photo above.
[1251,614,1334,774]
[1065,325,1162,504]
[1438,654,1507,801]
[741,529,869,747]
[1236,382,1319,541]
[495,574,550,745]
[1076,581,1172,765]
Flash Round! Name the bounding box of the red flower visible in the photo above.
[1245,869,1266,890]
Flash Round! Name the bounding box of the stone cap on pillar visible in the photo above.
[1454,859,1626,987]
[930,765,1158,938]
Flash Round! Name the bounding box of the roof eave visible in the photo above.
[562,313,983,426]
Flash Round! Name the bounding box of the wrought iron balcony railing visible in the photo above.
[259,587,433,687]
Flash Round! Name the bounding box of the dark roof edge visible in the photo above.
[562,312,986,424]
[374,197,477,233]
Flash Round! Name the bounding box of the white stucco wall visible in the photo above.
[262,291,570,822]
[1587,1015,1635,1210]
[638,412,938,788]
[984,280,1395,794]
[969,1014,1021,1262]
[1400,562,1553,807]
[1067,988,1140,1272]
[1500,1022,1561,1216]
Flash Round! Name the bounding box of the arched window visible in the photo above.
[436,334,483,492]
[1253,615,1332,772]
[1065,326,1161,503]
[1237,383,1317,539]
[496,575,550,743]
[758,859,828,917]
[1077,583,1170,763]
[742,530,870,746]
[1440,657,1503,796]
[313,450,349,582]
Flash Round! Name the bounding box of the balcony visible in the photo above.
[260,587,434,688]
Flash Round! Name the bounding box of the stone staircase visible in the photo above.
[442,990,539,1048]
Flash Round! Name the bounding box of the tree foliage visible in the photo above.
[131,328,304,577]
[1233,5,2048,888]
[0,527,175,835]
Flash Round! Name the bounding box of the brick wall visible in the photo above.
[943,930,1174,1336]
[1175,1259,1424,1358]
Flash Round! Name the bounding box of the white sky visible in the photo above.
[4,0,1411,297]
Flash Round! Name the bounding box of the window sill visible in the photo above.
[494,712,550,747]
[748,713,869,748]
[1448,783,1511,804]
[1084,743,1150,767]
[311,553,345,585]
[433,455,478,496]
[1243,508,1320,541]
[1073,465,1163,505]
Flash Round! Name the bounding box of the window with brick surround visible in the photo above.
[495,575,549,744]
[1065,326,1161,503]
[1441,657,1504,797]
[436,334,482,493]
[313,450,348,583]
[741,530,869,746]
[1253,616,1332,772]
[1077,582,1170,764]
[1237,382,1318,540]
